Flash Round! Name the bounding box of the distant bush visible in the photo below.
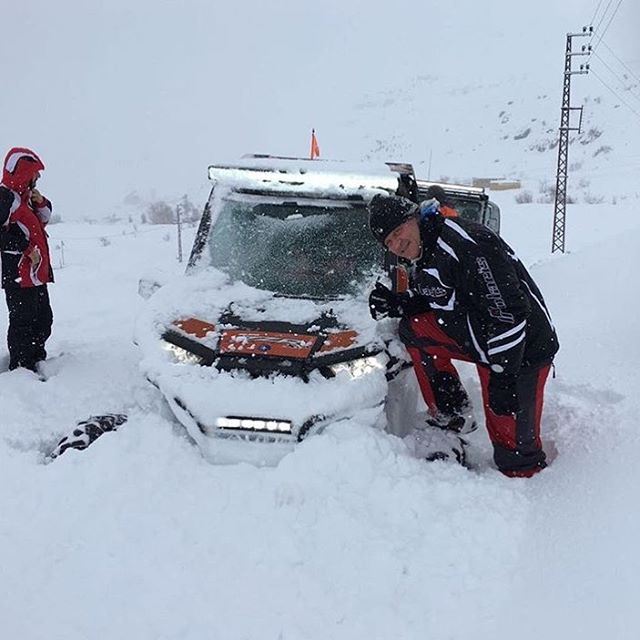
[178,195,201,224]
[583,193,605,204]
[147,201,175,225]
[579,127,603,145]
[535,181,576,204]
[513,128,531,141]
[536,180,556,204]
[515,190,533,204]
[593,145,612,157]
[529,137,558,153]
[146,196,200,225]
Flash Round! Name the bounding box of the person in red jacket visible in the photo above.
[0,147,54,373]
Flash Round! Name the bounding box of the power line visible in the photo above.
[593,51,640,105]
[600,39,640,86]
[593,0,616,33]
[589,0,605,25]
[593,0,624,51]
[591,67,640,120]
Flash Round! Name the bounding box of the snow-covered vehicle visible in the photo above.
[136,156,500,465]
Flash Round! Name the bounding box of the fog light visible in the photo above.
[215,417,292,433]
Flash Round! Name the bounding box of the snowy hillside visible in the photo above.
[339,72,640,204]
[1,0,637,219]
[1,200,639,639]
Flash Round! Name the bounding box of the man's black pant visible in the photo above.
[4,284,53,372]
[399,312,549,477]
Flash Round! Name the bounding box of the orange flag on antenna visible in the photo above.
[310,129,320,160]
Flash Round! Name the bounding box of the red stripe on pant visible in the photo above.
[400,312,549,477]
[477,365,549,476]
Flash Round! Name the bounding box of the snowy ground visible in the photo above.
[1,202,639,639]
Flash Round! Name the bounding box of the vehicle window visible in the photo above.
[485,201,501,234]
[449,198,482,224]
[206,196,384,297]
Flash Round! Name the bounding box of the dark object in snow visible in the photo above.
[425,411,477,435]
[49,414,127,459]
[406,423,469,467]
[425,433,468,466]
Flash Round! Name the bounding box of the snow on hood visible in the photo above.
[135,267,382,349]
[135,267,394,430]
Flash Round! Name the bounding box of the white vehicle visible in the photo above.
[136,156,500,465]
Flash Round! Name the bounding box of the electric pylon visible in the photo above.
[552,26,592,254]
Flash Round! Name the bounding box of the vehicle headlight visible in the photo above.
[162,341,203,365]
[329,355,384,380]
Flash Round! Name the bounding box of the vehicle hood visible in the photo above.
[135,269,393,431]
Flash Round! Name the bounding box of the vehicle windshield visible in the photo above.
[205,193,384,297]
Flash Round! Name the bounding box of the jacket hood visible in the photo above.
[2,147,45,194]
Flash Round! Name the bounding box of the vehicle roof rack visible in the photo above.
[208,156,413,199]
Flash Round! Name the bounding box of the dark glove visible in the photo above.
[487,371,519,416]
[368,282,403,320]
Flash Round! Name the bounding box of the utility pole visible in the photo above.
[176,202,183,263]
[551,26,592,254]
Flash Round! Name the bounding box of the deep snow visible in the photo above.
[1,198,639,639]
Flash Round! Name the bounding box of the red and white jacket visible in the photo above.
[0,147,53,288]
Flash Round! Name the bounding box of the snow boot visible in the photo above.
[404,424,468,466]
[425,411,477,435]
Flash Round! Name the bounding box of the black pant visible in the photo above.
[399,312,550,477]
[4,285,53,371]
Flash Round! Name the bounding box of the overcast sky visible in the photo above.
[1,0,637,218]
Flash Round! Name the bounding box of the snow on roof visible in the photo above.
[207,155,407,199]
[231,154,406,176]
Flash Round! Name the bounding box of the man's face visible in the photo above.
[384,217,422,260]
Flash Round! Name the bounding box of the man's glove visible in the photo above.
[368,282,403,320]
[487,370,519,416]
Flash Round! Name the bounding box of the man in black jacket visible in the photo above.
[368,194,559,477]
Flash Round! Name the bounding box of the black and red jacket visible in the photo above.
[0,147,53,288]
[401,215,559,373]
